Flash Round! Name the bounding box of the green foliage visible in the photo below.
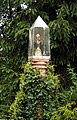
[50,64,77,120]
[49,2,77,65]
[0,65,19,119]
[10,62,60,119]
[1,0,77,119]
[49,17,72,47]
[58,64,77,105]
[1,0,77,67]
[46,63,60,108]
[66,64,77,101]
[67,64,77,83]
[50,102,77,120]
[3,13,30,71]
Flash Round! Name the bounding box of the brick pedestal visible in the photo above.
[29,56,50,77]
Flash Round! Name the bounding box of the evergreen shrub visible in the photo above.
[10,62,60,120]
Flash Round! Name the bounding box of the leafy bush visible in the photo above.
[66,64,77,102]
[50,64,77,120]
[50,102,77,120]
[0,65,19,119]
[10,62,60,119]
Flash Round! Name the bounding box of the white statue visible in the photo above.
[35,34,42,56]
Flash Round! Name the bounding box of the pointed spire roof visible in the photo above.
[30,16,48,29]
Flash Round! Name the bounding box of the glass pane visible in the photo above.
[28,16,50,59]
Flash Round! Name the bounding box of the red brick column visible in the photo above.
[31,57,49,77]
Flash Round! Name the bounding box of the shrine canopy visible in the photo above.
[28,16,50,60]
